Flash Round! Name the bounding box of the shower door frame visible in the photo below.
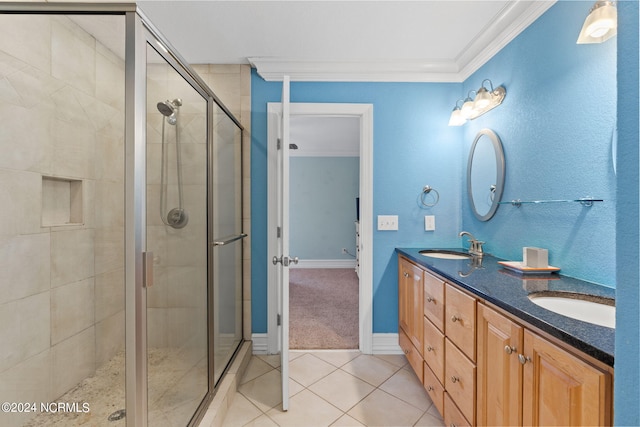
[130,7,245,426]
[0,3,244,426]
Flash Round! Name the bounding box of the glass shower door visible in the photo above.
[145,45,209,426]
[211,104,244,384]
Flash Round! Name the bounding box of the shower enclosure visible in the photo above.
[0,3,244,427]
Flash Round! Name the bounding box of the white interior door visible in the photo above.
[274,76,292,411]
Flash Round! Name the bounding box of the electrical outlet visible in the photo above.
[425,215,435,231]
[377,215,398,231]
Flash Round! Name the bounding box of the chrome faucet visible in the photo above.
[459,231,484,257]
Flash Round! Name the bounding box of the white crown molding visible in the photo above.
[456,0,557,82]
[249,0,556,83]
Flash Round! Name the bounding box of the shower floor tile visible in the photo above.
[23,347,206,427]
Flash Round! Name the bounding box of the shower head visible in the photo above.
[157,99,183,124]
[157,100,176,117]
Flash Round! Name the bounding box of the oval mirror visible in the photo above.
[467,129,505,221]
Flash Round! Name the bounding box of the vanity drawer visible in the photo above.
[445,283,477,361]
[444,392,472,427]
[423,316,445,383]
[423,271,445,331]
[423,362,444,416]
[399,328,423,380]
[445,339,476,424]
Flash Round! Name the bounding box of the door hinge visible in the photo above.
[277,226,281,238]
[277,138,282,150]
[277,313,281,326]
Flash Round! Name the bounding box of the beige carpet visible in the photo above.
[289,268,359,349]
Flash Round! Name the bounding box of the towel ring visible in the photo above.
[420,185,440,208]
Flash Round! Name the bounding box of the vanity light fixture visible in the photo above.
[577,1,617,44]
[447,79,506,126]
[448,99,467,126]
[460,90,477,119]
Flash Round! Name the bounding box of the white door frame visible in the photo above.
[267,102,374,354]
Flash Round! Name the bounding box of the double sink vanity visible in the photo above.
[396,247,614,427]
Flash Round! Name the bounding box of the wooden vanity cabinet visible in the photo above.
[522,329,612,426]
[477,303,524,426]
[477,303,613,427]
[398,257,424,377]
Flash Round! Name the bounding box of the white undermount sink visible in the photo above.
[419,250,472,260]
[528,292,615,329]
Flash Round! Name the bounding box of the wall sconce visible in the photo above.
[577,1,617,44]
[448,99,466,126]
[448,79,506,126]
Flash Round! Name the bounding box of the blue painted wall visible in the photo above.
[250,0,638,422]
[251,79,462,333]
[290,156,359,259]
[459,1,617,286]
[614,1,639,425]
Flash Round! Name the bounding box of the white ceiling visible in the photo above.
[137,0,556,82]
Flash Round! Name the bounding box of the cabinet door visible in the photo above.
[424,271,445,332]
[445,339,476,424]
[399,258,424,352]
[522,330,611,426]
[445,284,476,361]
[477,304,524,427]
[398,258,411,335]
[423,316,445,384]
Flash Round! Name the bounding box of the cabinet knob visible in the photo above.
[426,296,435,303]
[426,385,434,392]
[451,315,460,323]
[426,345,434,352]
[504,345,516,355]
[403,272,410,278]
[518,354,532,365]
[450,376,460,383]
[404,348,410,355]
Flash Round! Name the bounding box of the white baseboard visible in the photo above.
[291,259,357,269]
[372,333,402,354]
[252,332,401,355]
[251,333,269,354]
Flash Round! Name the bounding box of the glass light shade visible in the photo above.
[474,87,492,110]
[448,108,466,126]
[577,2,617,44]
[460,98,475,119]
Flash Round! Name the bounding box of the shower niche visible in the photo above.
[41,176,83,227]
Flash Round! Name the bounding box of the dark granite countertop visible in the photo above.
[396,248,615,367]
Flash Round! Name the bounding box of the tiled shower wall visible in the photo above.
[0,14,125,427]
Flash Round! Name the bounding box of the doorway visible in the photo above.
[267,102,373,354]
[288,115,360,349]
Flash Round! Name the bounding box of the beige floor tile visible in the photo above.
[242,414,280,427]
[289,376,305,397]
[266,389,343,427]
[347,389,425,427]
[239,369,282,413]
[374,353,408,368]
[330,413,366,426]
[341,354,399,387]
[309,369,374,412]
[224,393,264,426]
[256,354,281,369]
[379,367,433,411]
[415,409,445,427]
[288,353,337,387]
[241,356,275,384]
[312,350,361,368]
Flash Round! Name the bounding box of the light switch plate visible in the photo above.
[377,215,398,231]
[425,215,435,231]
